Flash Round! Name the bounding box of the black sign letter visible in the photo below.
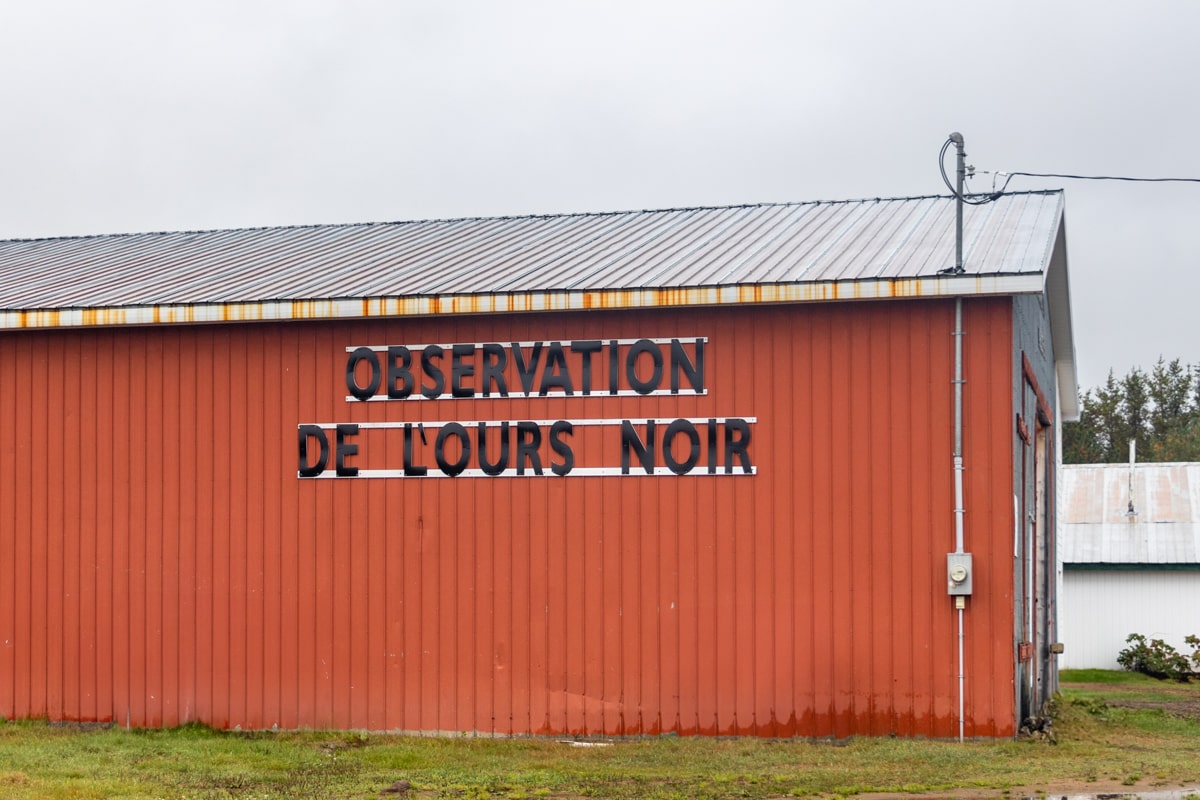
[335,423,360,477]
[298,425,329,477]
[549,420,574,476]
[386,346,415,399]
[346,347,381,401]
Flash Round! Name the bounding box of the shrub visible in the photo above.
[1188,635,1200,671]
[1116,633,1194,682]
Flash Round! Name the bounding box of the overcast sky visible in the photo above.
[1,1,1196,391]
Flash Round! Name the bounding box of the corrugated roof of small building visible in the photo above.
[1061,463,1200,565]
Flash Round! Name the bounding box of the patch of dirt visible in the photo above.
[1113,698,1200,719]
[1065,682,1200,722]
[852,785,1200,800]
[46,720,115,731]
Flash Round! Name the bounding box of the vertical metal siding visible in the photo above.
[0,299,1017,737]
[1060,570,1200,669]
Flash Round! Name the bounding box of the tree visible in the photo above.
[1063,358,1200,464]
[1147,359,1200,461]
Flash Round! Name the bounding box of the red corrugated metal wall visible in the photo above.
[0,298,1016,736]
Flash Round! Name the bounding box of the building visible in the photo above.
[1059,462,1200,670]
[0,191,1077,737]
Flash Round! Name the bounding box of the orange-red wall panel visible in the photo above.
[0,298,1017,737]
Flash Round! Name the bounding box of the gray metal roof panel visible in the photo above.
[0,191,1064,310]
[1061,463,1200,564]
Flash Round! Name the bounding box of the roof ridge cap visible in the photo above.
[0,190,1065,245]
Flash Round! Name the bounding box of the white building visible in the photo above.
[1059,462,1200,670]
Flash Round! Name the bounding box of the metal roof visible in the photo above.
[0,190,1067,312]
[0,190,1082,417]
[0,192,1076,393]
[1061,463,1200,565]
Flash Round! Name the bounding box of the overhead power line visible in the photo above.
[938,136,1200,206]
[979,170,1200,198]
[993,171,1200,184]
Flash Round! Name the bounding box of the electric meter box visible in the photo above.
[947,552,973,596]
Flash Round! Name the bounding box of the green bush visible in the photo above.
[1188,635,1200,671]
[1117,633,1195,682]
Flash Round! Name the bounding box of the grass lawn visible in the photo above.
[1,671,1199,799]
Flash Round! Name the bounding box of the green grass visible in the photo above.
[1,674,1199,798]
[1059,668,1173,684]
[1060,667,1200,711]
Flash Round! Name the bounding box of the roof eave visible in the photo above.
[1044,212,1080,421]
[0,273,1050,331]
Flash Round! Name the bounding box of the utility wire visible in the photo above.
[976,168,1200,196]
[939,136,1200,204]
[993,171,1200,184]
[939,138,1000,204]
